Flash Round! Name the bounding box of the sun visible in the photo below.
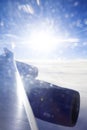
[29,29,58,53]
[21,23,79,56]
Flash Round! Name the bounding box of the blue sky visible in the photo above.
[0,0,87,60]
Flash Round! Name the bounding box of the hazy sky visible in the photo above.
[0,0,87,60]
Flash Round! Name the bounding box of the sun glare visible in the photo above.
[28,28,79,53]
[29,30,58,52]
[20,23,79,57]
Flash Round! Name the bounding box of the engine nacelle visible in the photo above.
[24,79,80,127]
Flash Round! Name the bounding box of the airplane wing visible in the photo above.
[0,48,80,129]
[0,48,38,130]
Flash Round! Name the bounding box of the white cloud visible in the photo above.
[18,4,34,15]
